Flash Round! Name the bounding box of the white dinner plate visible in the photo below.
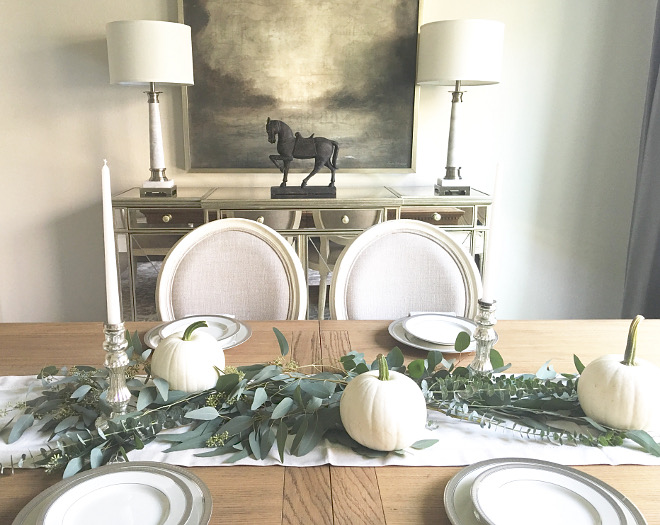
[402,313,475,346]
[388,316,478,354]
[14,462,213,525]
[39,467,193,525]
[444,458,646,525]
[145,316,251,351]
[159,315,240,345]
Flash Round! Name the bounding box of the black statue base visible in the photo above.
[271,185,337,199]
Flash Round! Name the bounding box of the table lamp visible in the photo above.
[417,19,504,196]
[106,20,194,197]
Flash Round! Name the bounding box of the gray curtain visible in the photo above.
[622,2,660,318]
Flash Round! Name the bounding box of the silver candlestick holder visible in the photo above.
[468,300,498,374]
[96,323,132,429]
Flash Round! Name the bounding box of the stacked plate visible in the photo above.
[144,315,252,350]
[444,457,646,525]
[388,313,479,353]
[13,462,212,524]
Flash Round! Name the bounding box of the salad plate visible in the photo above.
[444,458,646,525]
[388,315,477,354]
[14,462,213,525]
[145,315,251,350]
[402,313,475,346]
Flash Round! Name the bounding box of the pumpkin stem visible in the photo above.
[182,320,208,341]
[623,315,644,366]
[377,354,390,381]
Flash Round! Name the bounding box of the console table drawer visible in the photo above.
[400,206,469,226]
[128,209,206,230]
[221,209,301,230]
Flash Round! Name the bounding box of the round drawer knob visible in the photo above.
[432,212,442,222]
[341,215,350,224]
[257,216,265,223]
[162,214,173,223]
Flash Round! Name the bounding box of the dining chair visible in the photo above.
[329,219,482,320]
[308,209,383,319]
[156,218,307,321]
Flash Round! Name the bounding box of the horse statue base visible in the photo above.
[271,185,337,199]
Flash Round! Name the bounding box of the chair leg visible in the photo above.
[318,269,328,320]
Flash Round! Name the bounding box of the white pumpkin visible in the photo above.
[577,315,659,431]
[151,321,225,392]
[340,354,427,451]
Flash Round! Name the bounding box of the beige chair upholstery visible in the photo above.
[308,209,383,318]
[156,218,307,321]
[329,219,482,320]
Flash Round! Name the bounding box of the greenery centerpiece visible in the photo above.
[2,327,659,478]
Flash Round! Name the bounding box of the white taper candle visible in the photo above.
[101,160,121,325]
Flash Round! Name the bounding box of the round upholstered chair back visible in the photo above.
[329,219,482,320]
[157,218,307,321]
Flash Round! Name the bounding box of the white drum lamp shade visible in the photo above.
[417,19,504,86]
[106,20,194,86]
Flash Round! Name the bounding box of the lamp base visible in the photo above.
[141,179,177,198]
[435,178,470,196]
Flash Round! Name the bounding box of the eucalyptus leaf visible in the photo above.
[574,354,585,374]
[63,456,84,478]
[248,430,261,460]
[273,327,290,356]
[220,415,255,436]
[271,397,294,419]
[7,414,34,444]
[455,331,471,352]
[90,444,105,468]
[276,422,288,462]
[489,348,504,370]
[54,415,79,434]
[407,359,426,379]
[251,387,268,411]
[386,347,405,368]
[137,386,157,411]
[185,406,220,421]
[410,439,439,450]
[260,425,276,459]
[70,384,92,400]
[536,361,557,380]
[152,377,169,402]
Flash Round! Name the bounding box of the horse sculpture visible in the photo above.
[266,118,339,187]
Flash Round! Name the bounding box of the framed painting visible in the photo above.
[180,0,419,172]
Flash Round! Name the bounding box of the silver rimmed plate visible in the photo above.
[402,313,475,346]
[145,316,251,351]
[159,315,240,345]
[39,465,192,525]
[15,462,213,525]
[444,458,646,525]
[388,316,478,354]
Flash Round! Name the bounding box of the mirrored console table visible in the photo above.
[113,186,492,321]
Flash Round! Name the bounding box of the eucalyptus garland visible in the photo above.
[2,328,659,479]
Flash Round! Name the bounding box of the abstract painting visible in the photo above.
[182,0,419,171]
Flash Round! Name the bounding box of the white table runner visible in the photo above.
[2,375,660,470]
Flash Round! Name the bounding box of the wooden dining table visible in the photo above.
[2,319,660,524]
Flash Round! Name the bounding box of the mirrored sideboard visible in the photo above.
[112,186,492,321]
